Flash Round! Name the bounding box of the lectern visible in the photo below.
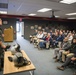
[4,26,13,42]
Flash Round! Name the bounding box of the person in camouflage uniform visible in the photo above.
[0,39,6,71]
[0,28,4,41]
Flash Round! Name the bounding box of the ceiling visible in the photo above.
[0,0,76,19]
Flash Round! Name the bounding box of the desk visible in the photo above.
[3,50,36,75]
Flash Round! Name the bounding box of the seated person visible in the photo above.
[29,29,38,43]
[32,31,41,44]
[51,32,59,48]
[57,31,64,48]
[34,30,44,47]
[57,35,76,70]
[67,32,73,44]
[38,32,47,49]
[38,33,51,49]
[53,37,71,62]
[36,30,44,39]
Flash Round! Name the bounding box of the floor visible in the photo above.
[0,36,75,75]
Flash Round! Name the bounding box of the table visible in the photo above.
[3,50,36,75]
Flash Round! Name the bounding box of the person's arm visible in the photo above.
[0,41,10,51]
[71,57,76,61]
[2,44,6,49]
[62,44,71,50]
[2,34,4,37]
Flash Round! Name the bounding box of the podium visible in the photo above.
[4,27,13,42]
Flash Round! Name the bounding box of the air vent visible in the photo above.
[0,3,8,9]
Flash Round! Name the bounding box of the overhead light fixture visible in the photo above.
[66,12,76,15]
[0,11,7,14]
[60,0,76,4]
[67,17,76,19]
[37,8,52,12]
[55,16,60,17]
[28,13,36,16]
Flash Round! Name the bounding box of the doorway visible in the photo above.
[16,21,24,40]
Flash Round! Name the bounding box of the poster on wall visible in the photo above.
[3,21,8,24]
[31,26,34,29]
[35,25,38,29]
[38,26,42,29]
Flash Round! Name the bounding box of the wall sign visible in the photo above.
[35,25,38,28]
[3,21,8,24]
[31,26,34,29]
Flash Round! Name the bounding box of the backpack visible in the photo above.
[15,55,31,67]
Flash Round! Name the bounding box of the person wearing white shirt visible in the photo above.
[68,33,73,44]
[36,31,43,39]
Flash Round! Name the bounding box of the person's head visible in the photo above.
[55,32,58,36]
[42,29,45,32]
[63,37,68,42]
[44,32,47,36]
[59,31,63,35]
[40,30,43,34]
[63,30,65,33]
[38,31,40,34]
[50,30,52,32]
[73,35,76,43]
[47,33,51,37]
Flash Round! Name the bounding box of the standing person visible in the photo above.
[0,39,6,71]
[0,28,4,41]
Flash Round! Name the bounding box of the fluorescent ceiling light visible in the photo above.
[55,16,60,17]
[0,11,7,14]
[37,8,52,12]
[67,17,76,19]
[66,13,76,15]
[60,0,76,4]
[28,13,36,16]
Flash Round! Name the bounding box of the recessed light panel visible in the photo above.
[28,14,36,16]
[60,0,76,4]
[37,8,52,12]
[0,11,7,14]
[66,13,76,15]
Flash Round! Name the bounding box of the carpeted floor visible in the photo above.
[0,36,75,75]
